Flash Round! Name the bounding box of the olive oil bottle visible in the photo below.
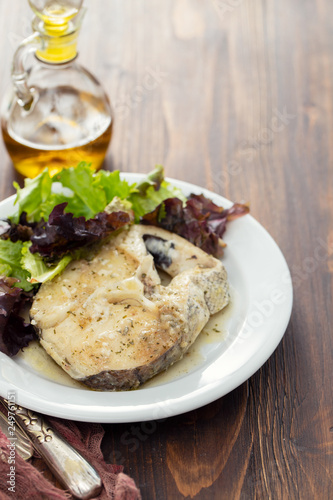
[1,1,113,178]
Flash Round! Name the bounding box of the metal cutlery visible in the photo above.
[0,410,33,460]
[0,397,102,499]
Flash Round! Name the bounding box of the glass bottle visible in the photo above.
[1,0,113,178]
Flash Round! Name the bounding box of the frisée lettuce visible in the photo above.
[10,162,182,223]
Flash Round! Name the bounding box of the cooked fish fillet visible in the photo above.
[30,225,229,390]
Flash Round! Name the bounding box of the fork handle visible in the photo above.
[0,398,102,499]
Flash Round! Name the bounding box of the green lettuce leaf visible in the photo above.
[10,163,185,224]
[54,163,107,219]
[12,170,53,223]
[0,262,12,276]
[129,182,186,220]
[0,240,33,291]
[11,168,75,223]
[93,170,137,204]
[10,163,103,223]
[21,243,72,284]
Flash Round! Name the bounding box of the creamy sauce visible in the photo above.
[18,341,87,389]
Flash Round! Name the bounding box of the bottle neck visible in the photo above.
[31,9,84,64]
[10,7,85,108]
[35,32,78,64]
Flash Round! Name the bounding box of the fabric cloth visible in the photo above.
[0,409,141,500]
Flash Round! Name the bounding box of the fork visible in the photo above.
[0,397,102,499]
[0,410,33,460]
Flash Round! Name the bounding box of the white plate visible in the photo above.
[0,174,293,423]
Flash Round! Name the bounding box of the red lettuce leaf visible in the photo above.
[0,212,37,242]
[140,194,249,257]
[0,277,36,357]
[29,203,133,260]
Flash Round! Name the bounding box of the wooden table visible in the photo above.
[1,1,332,498]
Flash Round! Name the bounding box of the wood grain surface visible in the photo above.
[0,1,332,499]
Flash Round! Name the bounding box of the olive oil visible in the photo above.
[2,87,113,178]
[1,1,114,178]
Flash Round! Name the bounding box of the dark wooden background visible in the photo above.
[0,1,332,499]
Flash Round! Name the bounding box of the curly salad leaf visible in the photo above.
[0,239,34,291]
[0,277,36,357]
[10,162,183,223]
[29,202,134,260]
[141,195,250,257]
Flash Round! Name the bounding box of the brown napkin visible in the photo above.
[0,411,141,500]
